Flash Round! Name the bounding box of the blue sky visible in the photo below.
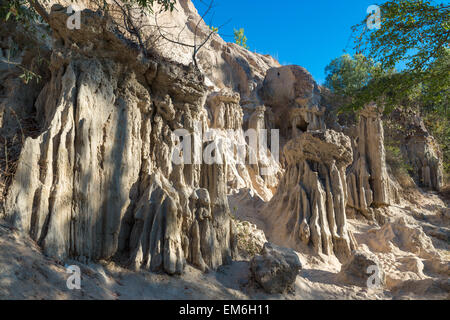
[192,0,388,84]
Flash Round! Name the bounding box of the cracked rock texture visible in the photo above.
[260,65,325,137]
[0,0,448,300]
[401,115,443,191]
[346,104,398,221]
[3,6,238,274]
[250,242,302,294]
[261,130,357,261]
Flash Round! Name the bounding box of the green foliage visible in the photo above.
[234,28,249,49]
[208,25,219,33]
[18,67,42,84]
[2,44,45,84]
[0,10,46,85]
[383,114,413,180]
[324,53,405,112]
[0,0,42,25]
[325,54,385,97]
[352,0,449,107]
[325,52,449,177]
[385,135,413,173]
[325,50,449,115]
[354,0,449,72]
[121,0,176,13]
[385,142,415,187]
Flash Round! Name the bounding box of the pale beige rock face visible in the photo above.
[260,65,325,137]
[261,130,357,261]
[402,124,443,191]
[38,0,279,100]
[202,89,281,202]
[3,6,238,274]
[353,210,449,294]
[207,89,242,130]
[142,0,280,103]
[0,1,448,300]
[346,104,398,221]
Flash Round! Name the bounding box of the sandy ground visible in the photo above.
[0,188,448,300]
[0,219,386,300]
[229,187,450,300]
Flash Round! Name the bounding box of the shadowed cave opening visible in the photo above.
[296,117,309,133]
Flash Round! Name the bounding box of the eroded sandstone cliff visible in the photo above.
[3,5,240,274]
[0,0,448,300]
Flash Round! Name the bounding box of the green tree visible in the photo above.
[324,54,385,97]
[324,53,450,178]
[0,1,41,26]
[352,0,449,106]
[234,28,249,49]
[324,53,409,112]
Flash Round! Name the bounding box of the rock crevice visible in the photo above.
[262,130,356,261]
[3,7,237,274]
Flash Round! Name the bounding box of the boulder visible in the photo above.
[250,242,302,294]
[337,250,386,288]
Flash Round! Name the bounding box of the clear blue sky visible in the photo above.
[192,0,388,84]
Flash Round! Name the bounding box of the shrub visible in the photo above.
[234,28,249,49]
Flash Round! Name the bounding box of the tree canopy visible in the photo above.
[325,0,449,176]
[348,0,449,109]
[324,54,386,98]
[354,0,449,73]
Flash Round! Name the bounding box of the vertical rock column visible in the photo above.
[207,89,243,130]
[4,7,238,275]
[261,130,356,261]
[400,116,443,191]
[347,104,394,220]
[206,90,280,201]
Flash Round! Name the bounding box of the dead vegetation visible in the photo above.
[0,110,40,214]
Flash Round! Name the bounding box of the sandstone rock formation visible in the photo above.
[401,116,443,191]
[260,65,325,137]
[3,6,237,274]
[386,109,444,192]
[0,0,448,301]
[207,89,243,130]
[248,106,266,135]
[337,250,386,288]
[261,130,357,261]
[0,20,50,207]
[346,104,397,221]
[250,242,302,294]
[356,214,449,292]
[135,0,280,103]
[365,217,444,262]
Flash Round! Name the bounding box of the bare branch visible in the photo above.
[27,0,50,25]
